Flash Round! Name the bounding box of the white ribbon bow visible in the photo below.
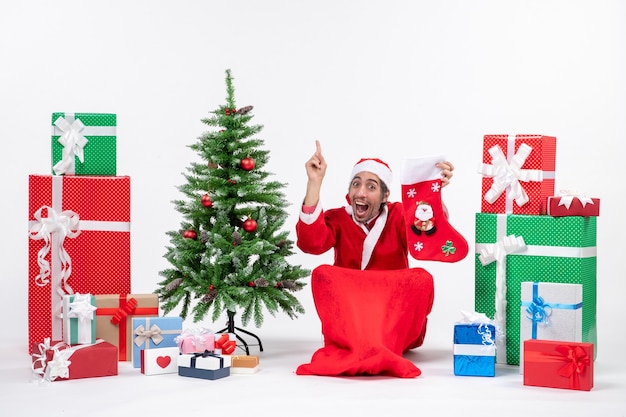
[479,144,543,207]
[67,293,96,322]
[175,327,214,349]
[53,116,89,175]
[45,348,73,381]
[557,189,595,209]
[31,337,54,376]
[459,310,493,325]
[28,206,80,289]
[478,234,527,267]
[32,338,102,382]
[458,311,500,347]
[478,234,527,361]
[31,338,71,382]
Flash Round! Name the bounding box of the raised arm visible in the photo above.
[303,140,327,207]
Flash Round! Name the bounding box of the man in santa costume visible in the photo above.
[295,140,455,378]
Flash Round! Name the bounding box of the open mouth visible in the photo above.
[355,201,369,217]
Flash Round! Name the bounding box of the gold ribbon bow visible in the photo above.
[133,324,164,347]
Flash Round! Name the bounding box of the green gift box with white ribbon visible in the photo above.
[51,112,116,176]
[62,293,97,345]
[474,213,596,366]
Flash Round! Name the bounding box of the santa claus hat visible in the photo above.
[350,158,393,188]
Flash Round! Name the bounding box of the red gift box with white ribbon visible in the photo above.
[28,175,131,353]
[31,338,118,382]
[478,134,556,215]
[547,190,600,217]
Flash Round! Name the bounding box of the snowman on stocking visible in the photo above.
[401,155,468,262]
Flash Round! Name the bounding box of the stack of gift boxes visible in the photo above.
[28,112,259,382]
[452,134,598,391]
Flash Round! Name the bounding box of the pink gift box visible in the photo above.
[175,329,215,354]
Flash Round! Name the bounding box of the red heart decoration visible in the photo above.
[156,356,171,368]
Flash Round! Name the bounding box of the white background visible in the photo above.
[1,1,625,416]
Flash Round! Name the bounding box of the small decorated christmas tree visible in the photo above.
[156,69,309,339]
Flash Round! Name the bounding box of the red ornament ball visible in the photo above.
[201,194,213,208]
[248,281,255,287]
[240,157,255,171]
[183,229,197,240]
[209,284,214,290]
[242,218,257,233]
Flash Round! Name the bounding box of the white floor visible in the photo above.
[2,328,625,417]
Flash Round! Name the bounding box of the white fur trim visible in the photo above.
[345,205,388,270]
[400,154,447,184]
[350,159,393,188]
[360,205,388,269]
[299,201,323,225]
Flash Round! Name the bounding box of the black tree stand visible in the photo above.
[216,310,264,355]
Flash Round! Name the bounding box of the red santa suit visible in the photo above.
[295,199,434,378]
[296,201,409,270]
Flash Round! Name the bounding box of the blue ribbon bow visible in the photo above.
[521,282,582,339]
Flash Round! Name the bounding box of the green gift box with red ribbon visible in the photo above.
[28,175,131,354]
[474,213,596,366]
[51,112,117,176]
[94,294,159,361]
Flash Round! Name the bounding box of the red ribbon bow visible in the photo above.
[215,333,237,354]
[555,345,590,389]
[110,297,138,325]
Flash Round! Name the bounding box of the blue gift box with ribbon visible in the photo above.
[178,351,231,380]
[131,316,183,368]
[453,323,496,377]
[519,281,583,373]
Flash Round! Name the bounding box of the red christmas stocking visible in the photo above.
[400,155,469,263]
